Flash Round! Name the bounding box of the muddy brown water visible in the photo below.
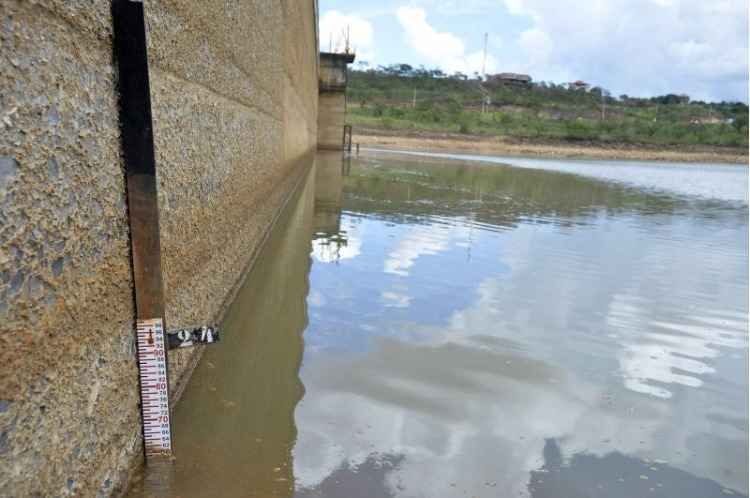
[129,150,748,498]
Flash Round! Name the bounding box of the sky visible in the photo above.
[319,0,749,103]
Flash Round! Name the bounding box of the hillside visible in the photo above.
[345,65,749,150]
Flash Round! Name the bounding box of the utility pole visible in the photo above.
[480,33,489,114]
[412,87,417,108]
[481,32,488,80]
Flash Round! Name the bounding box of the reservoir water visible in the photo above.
[129,150,748,498]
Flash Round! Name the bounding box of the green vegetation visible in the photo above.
[346,64,749,147]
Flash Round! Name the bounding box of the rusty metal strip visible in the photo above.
[112,0,173,460]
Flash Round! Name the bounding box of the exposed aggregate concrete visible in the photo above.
[0,0,320,496]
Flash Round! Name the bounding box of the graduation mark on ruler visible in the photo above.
[137,318,171,457]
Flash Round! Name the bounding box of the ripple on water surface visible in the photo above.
[129,151,748,498]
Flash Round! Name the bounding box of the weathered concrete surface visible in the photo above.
[319,51,354,92]
[318,93,347,151]
[0,0,319,496]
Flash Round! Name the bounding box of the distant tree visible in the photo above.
[651,93,689,105]
[413,65,429,78]
[383,64,401,76]
[344,65,747,148]
[733,112,748,132]
[397,64,414,76]
[731,102,749,113]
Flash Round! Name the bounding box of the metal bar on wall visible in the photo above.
[112,0,173,461]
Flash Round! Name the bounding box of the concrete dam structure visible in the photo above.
[0,1,351,496]
[318,51,356,151]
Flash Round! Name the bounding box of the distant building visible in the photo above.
[487,73,532,88]
[690,117,725,125]
[569,80,590,91]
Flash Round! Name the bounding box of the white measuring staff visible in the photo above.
[136,318,172,457]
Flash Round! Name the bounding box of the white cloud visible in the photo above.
[499,0,749,101]
[319,10,376,62]
[413,0,498,16]
[384,224,449,276]
[381,291,412,308]
[396,6,498,76]
[396,7,465,60]
[292,325,676,497]
[503,0,527,15]
[311,217,363,264]
[312,235,362,263]
[518,28,553,65]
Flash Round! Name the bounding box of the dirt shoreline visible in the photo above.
[352,129,748,164]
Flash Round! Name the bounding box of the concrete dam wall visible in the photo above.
[0,1,319,496]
